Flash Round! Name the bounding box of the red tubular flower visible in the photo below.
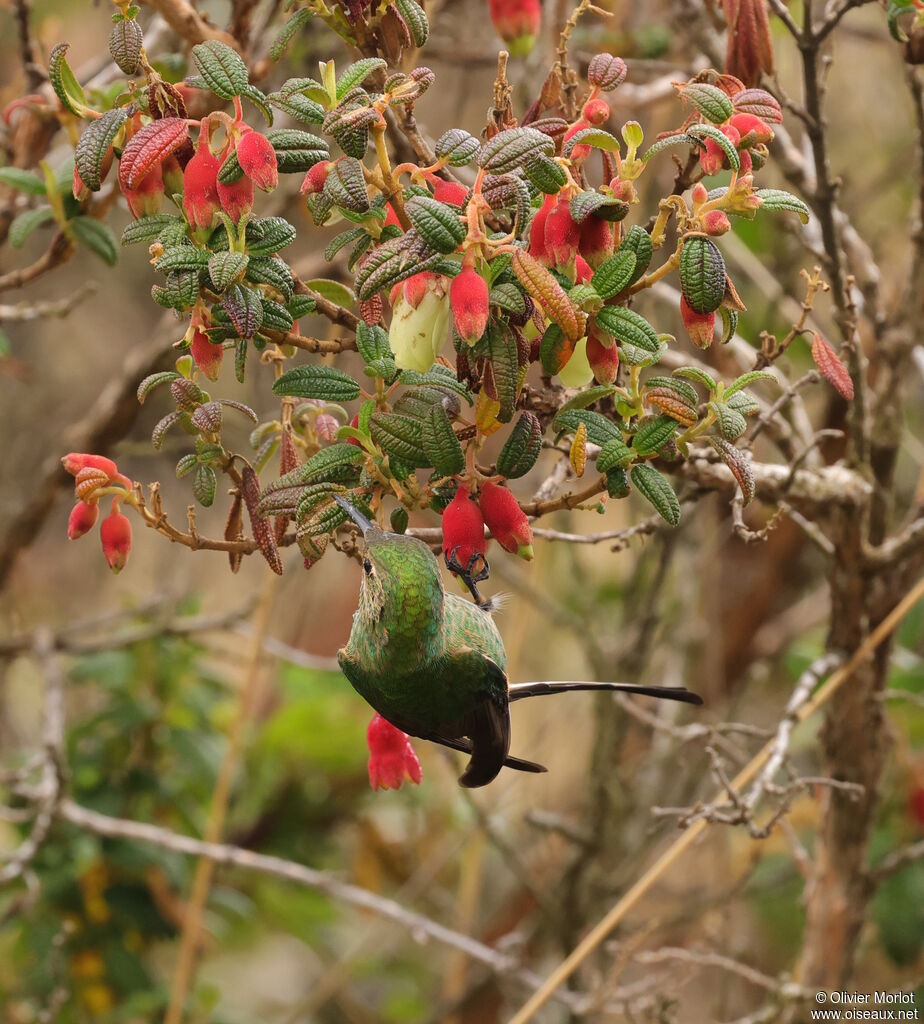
[67,501,99,540]
[300,160,333,195]
[545,193,580,269]
[100,503,132,574]
[217,170,254,223]
[578,216,615,269]
[488,0,541,56]
[384,202,402,229]
[479,481,533,561]
[442,486,486,570]
[586,330,620,384]
[122,161,164,219]
[575,254,593,284]
[236,130,278,192]
[367,713,423,791]
[909,782,924,830]
[183,123,221,235]
[62,453,119,479]
[527,193,556,264]
[680,294,716,349]
[190,326,223,381]
[450,267,490,345]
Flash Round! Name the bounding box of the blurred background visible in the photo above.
[0,0,922,1021]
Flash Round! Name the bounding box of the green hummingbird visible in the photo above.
[334,497,703,788]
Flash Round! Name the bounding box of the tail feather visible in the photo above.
[427,734,547,775]
[458,700,511,788]
[507,681,704,705]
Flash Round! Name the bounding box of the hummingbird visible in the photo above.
[334,497,703,788]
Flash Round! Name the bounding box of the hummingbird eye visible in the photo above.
[363,557,373,575]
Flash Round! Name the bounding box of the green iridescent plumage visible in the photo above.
[334,498,704,788]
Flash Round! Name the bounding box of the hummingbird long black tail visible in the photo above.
[507,681,704,705]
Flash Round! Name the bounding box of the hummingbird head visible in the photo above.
[335,496,444,635]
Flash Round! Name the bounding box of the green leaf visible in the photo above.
[524,153,568,194]
[405,195,465,254]
[726,390,760,416]
[724,370,776,398]
[618,225,653,285]
[274,364,362,401]
[175,452,198,479]
[489,282,526,316]
[191,39,249,100]
[75,108,127,191]
[562,127,621,158]
[673,365,717,391]
[49,43,87,116]
[246,216,296,257]
[9,206,53,247]
[421,403,464,476]
[434,128,480,167]
[152,270,200,311]
[709,436,755,505]
[109,18,143,74]
[594,305,660,352]
[553,408,621,446]
[369,410,428,466]
[71,217,118,265]
[719,306,738,344]
[592,250,637,300]
[264,443,364,493]
[305,277,355,308]
[323,157,370,214]
[680,83,734,124]
[755,189,811,224]
[478,127,554,173]
[138,370,180,403]
[208,251,249,292]
[193,463,217,506]
[643,375,699,406]
[485,323,518,422]
[267,90,325,125]
[267,128,329,174]
[496,411,542,479]
[539,323,574,376]
[0,167,47,196]
[558,384,620,413]
[260,297,294,333]
[270,8,312,60]
[399,367,474,404]
[395,0,429,46]
[631,464,680,525]
[221,283,263,338]
[241,83,273,126]
[631,415,677,456]
[569,190,629,224]
[356,321,391,364]
[679,236,726,314]
[597,435,633,473]
[155,245,210,273]
[642,133,697,163]
[687,123,740,172]
[245,256,294,299]
[711,401,748,441]
[336,58,387,99]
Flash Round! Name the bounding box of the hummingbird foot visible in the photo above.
[445,547,492,608]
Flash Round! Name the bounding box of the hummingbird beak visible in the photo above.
[333,495,375,536]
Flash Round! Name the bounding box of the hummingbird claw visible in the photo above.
[445,547,492,608]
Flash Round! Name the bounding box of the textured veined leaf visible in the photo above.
[405,195,465,254]
[631,415,677,456]
[596,435,633,473]
[434,128,480,167]
[478,127,554,173]
[673,365,717,391]
[512,250,582,340]
[274,364,362,401]
[724,370,776,398]
[569,190,629,224]
[687,123,740,172]
[592,250,637,300]
[710,401,748,440]
[421,403,464,476]
[118,118,189,191]
[49,43,87,115]
[208,251,249,292]
[191,39,249,99]
[270,8,312,60]
[369,411,429,466]
[484,323,518,423]
[755,189,811,224]
[0,167,46,195]
[710,437,755,505]
[221,283,264,339]
[679,236,726,314]
[631,464,680,525]
[71,217,118,266]
[496,412,542,479]
[678,82,734,124]
[524,153,568,194]
[562,128,621,159]
[9,206,53,248]
[594,305,660,352]
[75,108,127,191]
[811,333,854,400]
[395,0,429,45]
[553,408,621,447]
[618,225,653,285]
[336,58,387,99]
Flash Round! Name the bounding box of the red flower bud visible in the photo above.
[545,193,580,269]
[100,504,132,573]
[578,216,615,269]
[346,413,363,448]
[236,130,278,192]
[398,270,437,310]
[366,713,422,791]
[300,160,332,195]
[442,486,486,570]
[425,173,468,207]
[691,182,709,205]
[190,326,223,381]
[73,164,89,202]
[67,501,99,540]
[450,267,490,345]
[586,330,620,384]
[527,193,556,264]
[183,124,221,235]
[699,138,727,176]
[488,0,540,56]
[909,783,924,831]
[738,149,753,175]
[62,453,119,479]
[702,209,731,236]
[582,98,610,126]
[217,170,254,223]
[680,294,716,349]
[728,112,774,148]
[122,161,164,219]
[479,481,533,560]
[384,202,402,228]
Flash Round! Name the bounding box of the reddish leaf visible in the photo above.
[119,117,189,191]
[811,333,854,400]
